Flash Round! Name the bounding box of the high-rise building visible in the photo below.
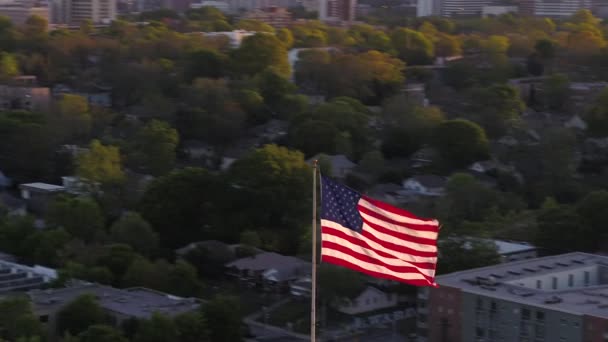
[319,0,355,22]
[51,0,116,25]
[516,0,595,18]
[441,0,492,17]
[416,0,441,17]
[417,252,608,342]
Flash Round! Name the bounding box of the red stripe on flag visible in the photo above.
[322,255,436,287]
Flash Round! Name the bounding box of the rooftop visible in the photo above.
[437,252,608,318]
[226,252,310,272]
[19,183,65,192]
[29,284,201,319]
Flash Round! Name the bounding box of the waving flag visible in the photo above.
[321,176,440,286]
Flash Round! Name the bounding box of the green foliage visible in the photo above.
[231,34,290,78]
[139,168,227,248]
[543,74,571,112]
[467,84,524,137]
[174,311,209,342]
[128,119,179,176]
[22,228,71,266]
[437,239,501,275]
[185,49,228,81]
[234,19,275,33]
[0,297,45,341]
[109,212,158,256]
[78,325,128,342]
[433,119,489,169]
[318,264,366,305]
[203,295,243,342]
[586,88,608,137]
[239,230,261,248]
[46,196,104,242]
[254,67,296,109]
[534,204,585,252]
[0,52,18,80]
[390,28,434,65]
[134,313,178,342]
[276,28,294,48]
[57,294,108,336]
[77,140,125,185]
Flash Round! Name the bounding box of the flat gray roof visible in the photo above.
[437,252,608,318]
[20,183,65,192]
[29,284,200,319]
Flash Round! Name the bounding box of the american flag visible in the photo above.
[320,176,440,287]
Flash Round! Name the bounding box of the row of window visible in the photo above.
[535,271,591,290]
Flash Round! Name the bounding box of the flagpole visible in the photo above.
[311,160,318,342]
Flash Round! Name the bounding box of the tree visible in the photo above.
[129,120,179,176]
[167,260,203,297]
[390,28,434,65]
[0,297,45,341]
[57,294,108,336]
[586,88,608,137]
[139,168,227,248]
[46,196,104,242]
[468,84,524,137]
[254,67,296,109]
[535,204,587,252]
[239,230,261,248]
[77,140,125,185]
[203,296,242,342]
[289,120,338,156]
[109,212,158,256]
[134,313,178,342]
[543,74,570,111]
[433,119,489,169]
[228,145,311,248]
[184,49,228,81]
[175,312,209,342]
[276,28,294,48]
[234,19,274,33]
[436,239,501,275]
[317,264,366,305]
[78,325,128,342]
[359,150,384,177]
[54,94,92,140]
[22,228,71,266]
[231,34,290,77]
[576,191,608,252]
[0,52,18,80]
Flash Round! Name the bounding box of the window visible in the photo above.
[536,280,542,289]
[476,297,483,310]
[568,274,574,287]
[552,277,558,290]
[585,271,590,286]
[491,301,497,313]
[536,311,545,322]
[39,315,49,323]
[522,308,531,320]
[560,319,567,326]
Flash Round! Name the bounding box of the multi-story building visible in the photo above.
[319,0,355,22]
[51,0,116,25]
[416,0,441,17]
[0,259,56,293]
[242,6,292,28]
[417,252,608,342]
[516,0,594,18]
[0,0,49,26]
[441,0,493,17]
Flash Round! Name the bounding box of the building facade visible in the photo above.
[416,0,440,17]
[319,0,355,22]
[52,0,116,25]
[517,0,595,18]
[242,6,292,27]
[441,0,493,17]
[418,253,608,342]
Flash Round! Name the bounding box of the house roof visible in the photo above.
[406,175,446,188]
[225,252,309,272]
[29,284,201,319]
[19,183,65,192]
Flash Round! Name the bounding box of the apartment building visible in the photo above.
[517,0,595,18]
[242,6,292,28]
[441,0,493,17]
[51,0,116,25]
[319,0,356,22]
[418,252,608,342]
[416,0,441,17]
